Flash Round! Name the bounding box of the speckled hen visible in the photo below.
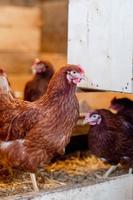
[0,64,84,191]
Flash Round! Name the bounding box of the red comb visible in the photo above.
[77,64,85,74]
[33,58,40,65]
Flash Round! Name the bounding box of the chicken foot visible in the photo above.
[30,173,39,192]
[128,168,133,174]
[95,165,119,179]
[103,165,118,178]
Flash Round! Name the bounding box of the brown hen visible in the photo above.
[24,59,55,101]
[84,109,133,177]
[0,64,84,191]
[110,97,133,131]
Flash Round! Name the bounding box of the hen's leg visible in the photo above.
[128,168,133,174]
[95,165,118,179]
[103,165,118,178]
[30,173,39,192]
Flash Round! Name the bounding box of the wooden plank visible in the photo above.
[0,52,38,74]
[0,52,66,78]
[0,6,41,27]
[40,53,67,71]
[76,91,133,110]
[0,0,38,7]
[68,0,133,93]
[0,27,40,52]
[42,0,68,53]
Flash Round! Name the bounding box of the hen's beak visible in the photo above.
[83,119,88,125]
[108,105,117,113]
[83,113,90,125]
[72,73,85,84]
[32,67,36,74]
[108,104,113,109]
[81,75,88,82]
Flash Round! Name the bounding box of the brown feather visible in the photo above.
[0,64,81,172]
[24,60,54,101]
[88,109,133,166]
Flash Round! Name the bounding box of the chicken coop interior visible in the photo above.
[0,0,133,199]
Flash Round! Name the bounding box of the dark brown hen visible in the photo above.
[110,97,133,168]
[110,97,133,130]
[0,64,84,190]
[24,59,55,101]
[84,109,133,177]
[110,97,133,111]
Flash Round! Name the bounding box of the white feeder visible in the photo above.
[3,175,133,200]
[68,0,133,93]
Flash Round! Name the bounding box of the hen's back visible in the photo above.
[24,77,49,102]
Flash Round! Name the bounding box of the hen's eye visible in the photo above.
[71,71,77,75]
[92,114,98,119]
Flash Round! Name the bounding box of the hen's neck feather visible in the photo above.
[26,72,79,150]
[38,71,76,103]
[33,72,52,80]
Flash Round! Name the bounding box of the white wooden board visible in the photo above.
[68,0,133,92]
[3,175,133,200]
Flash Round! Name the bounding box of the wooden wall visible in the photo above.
[0,0,67,74]
[0,5,41,73]
[41,0,68,53]
[0,0,39,6]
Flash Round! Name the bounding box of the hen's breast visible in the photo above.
[89,126,121,164]
[58,94,79,130]
[89,127,107,157]
[0,101,20,140]
[26,93,80,157]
